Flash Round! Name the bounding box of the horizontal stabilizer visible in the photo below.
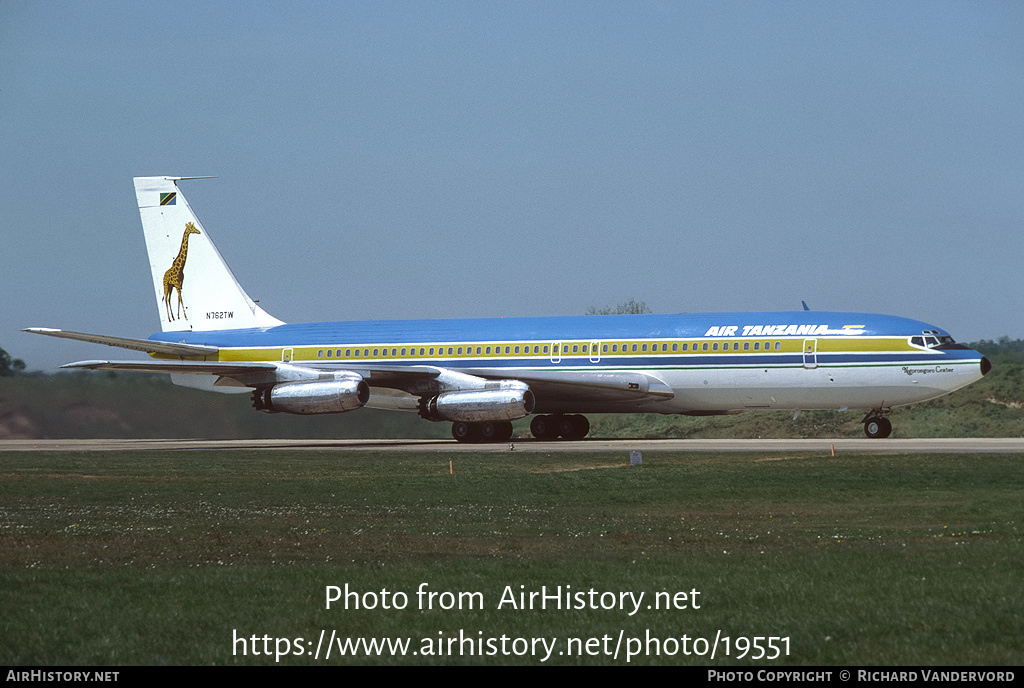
[24,328,218,357]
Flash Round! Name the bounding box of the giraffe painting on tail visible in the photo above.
[162,222,201,321]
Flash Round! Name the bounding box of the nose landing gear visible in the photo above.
[862,411,893,439]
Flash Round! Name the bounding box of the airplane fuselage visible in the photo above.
[149,310,987,416]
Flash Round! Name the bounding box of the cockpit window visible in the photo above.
[912,334,963,350]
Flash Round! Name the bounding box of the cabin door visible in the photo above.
[802,339,818,369]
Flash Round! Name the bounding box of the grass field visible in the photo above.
[1,448,1021,665]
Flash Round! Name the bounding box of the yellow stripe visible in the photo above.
[206,335,915,363]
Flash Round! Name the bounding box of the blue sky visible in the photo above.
[3,1,1022,371]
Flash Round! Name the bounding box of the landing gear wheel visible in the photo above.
[864,416,892,439]
[453,421,514,443]
[479,421,514,443]
[557,414,590,440]
[530,415,560,440]
[452,421,480,443]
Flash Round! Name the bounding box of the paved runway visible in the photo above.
[2,437,1023,453]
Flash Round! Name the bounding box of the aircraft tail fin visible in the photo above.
[134,177,284,332]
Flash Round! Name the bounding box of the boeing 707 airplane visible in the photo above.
[26,177,991,442]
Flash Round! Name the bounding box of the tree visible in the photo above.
[585,298,653,315]
[0,347,26,377]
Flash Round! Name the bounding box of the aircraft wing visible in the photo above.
[320,365,673,403]
[59,359,444,392]
[61,359,275,376]
[60,359,672,405]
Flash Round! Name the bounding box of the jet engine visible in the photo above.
[252,378,369,414]
[420,384,535,423]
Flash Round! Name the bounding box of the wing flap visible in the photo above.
[470,368,674,403]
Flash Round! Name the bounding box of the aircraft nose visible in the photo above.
[981,357,992,376]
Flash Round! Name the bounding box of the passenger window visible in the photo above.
[603,344,609,353]
[581,345,587,353]
[632,343,638,352]
[318,350,323,358]
[702,342,708,351]
[345,349,351,357]
[743,342,749,351]
[543,346,549,353]
[713,342,719,351]
[672,343,677,352]
[774,341,781,350]
[476,346,481,354]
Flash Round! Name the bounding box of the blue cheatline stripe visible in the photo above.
[148,311,956,348]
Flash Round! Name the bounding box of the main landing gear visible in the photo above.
[451,420,514,443]
[449,414,593,443]
[862,411,893,439]
[530,414,590,441]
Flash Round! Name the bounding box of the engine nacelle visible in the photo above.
[421,385,535,422]
[253,378,369,415]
